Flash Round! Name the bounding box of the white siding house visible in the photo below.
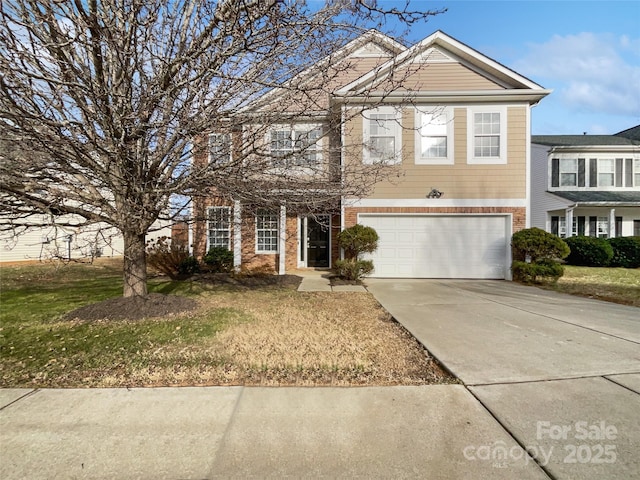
[531,131,640,238]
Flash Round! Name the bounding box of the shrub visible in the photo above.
[607,236,640,268]
[337,224,379,260]
[178,256,200,275]
[146,236,193,279]
[203,247,234,273]
[512,259,564,284]
[564,236,613,267]
[334,259,374,281]
[511,227,570,262]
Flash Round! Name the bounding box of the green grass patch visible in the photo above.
[540,265,640,307]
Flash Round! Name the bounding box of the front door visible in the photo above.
[306,216,330,268]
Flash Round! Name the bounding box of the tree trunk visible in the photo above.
[123,230,148,298]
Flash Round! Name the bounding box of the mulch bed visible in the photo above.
[63,274,303,322]
[63,293,199,322]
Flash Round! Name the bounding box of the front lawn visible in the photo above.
[541,265,640,307]
[0,260,452,387]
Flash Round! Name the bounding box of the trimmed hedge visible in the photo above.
[607,236,640,268]
[203,246,234,273]
[511,228,568,284]
[334,259,374,281]
[563,236,613,267]
[512,259,564,283]
[512,227,569,262]
[337,224,379,260]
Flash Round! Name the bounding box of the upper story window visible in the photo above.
[598,159,615,187]
[208,207,231,250]
[415,107,453,165]
[551,156,638,189]
[208,133,231,165]
[467,106,507,164]
[363,107,402,164]
[270,126,322,169]
[255,210,278,253]
[559,159,578,186]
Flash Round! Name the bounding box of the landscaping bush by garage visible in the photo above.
[335,224,379,281]
[564,236,613,267]
[511,228,569,284]
[607,236,640,268]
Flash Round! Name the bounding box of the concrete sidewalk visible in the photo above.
[296,269,368,292]
[366,279,640,480]
[0,386,548,479]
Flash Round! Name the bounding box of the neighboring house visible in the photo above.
[191,30,551,279]
[0,215,172,263]
[531,130,640,239]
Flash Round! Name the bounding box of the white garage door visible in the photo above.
[359,215,509,279]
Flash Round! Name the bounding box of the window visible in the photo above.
[208,133,231,164]
[635,159,640,186]
[363,107,402,164]
[598,159,615,187]
[467,106,507,164]
[270,127,322,168]
[208,207,231,249]
[559,159,578,187]
[415,108,453,164]
[597,217,609,238]
[557,216,577,238]
[256,210,278,253]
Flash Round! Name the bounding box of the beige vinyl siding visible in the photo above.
[374,62,505,92]
[347,106,528,199]
[258,55,391,113]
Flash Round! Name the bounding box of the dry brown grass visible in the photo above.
[2,260,454,387]
[122,290,453,387]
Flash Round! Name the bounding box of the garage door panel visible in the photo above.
[360,215,508,279]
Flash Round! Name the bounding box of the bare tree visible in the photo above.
[0,0,442,297]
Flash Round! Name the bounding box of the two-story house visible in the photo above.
[191,30,550,280]
[531,131,640,239]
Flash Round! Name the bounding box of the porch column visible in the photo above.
[609,208,616,238]
[278,205,286,275]
[233,200,242,271]
[565,208,574,237]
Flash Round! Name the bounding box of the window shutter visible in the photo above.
[551,216,559,236]
[589,216,597,237]
[551,158,559,187]
[615,158,623,187]
[625,158,633,187]
[589,159,598,187]
[577,217,586,236]
[615,217,622,237]
[578,159,586,187]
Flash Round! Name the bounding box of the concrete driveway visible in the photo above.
[366,279,640,480]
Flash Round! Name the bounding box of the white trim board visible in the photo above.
[346,198,526,208]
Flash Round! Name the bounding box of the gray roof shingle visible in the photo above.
[549,191,640,204]
[532,135,640,146]
[615,125,640,141]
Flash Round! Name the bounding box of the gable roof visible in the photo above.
[238,29,406,114]
[335,30,551,104]
[615,125,640,141]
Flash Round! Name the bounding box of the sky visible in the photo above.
[378,0,640,135]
